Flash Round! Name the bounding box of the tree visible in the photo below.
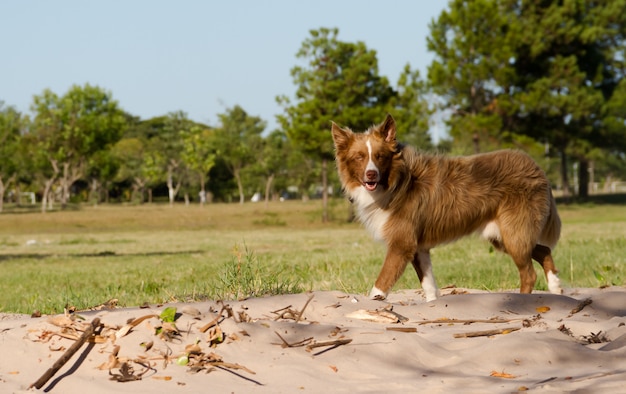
[277,27,395,221]
[111,137,155,203]
[427,0,626,198]
[249,129,290,205]
[181,125,216,205]
[214,105,265,204]
[86,149,120,205]
[427,0,518,154]
[30,84,126,209]
[0,102,25,212]
[392,65,434,150]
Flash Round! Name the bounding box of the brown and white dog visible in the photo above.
[331,114,562,301]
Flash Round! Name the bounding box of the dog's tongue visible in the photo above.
[365,182,378,191]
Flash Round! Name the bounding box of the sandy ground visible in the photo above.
[2,286,626,393]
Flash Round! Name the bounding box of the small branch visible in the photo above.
[273,331,314,348]
[386,327,417,333]
[296,293,315,323]
[569,298,592,316]
[305,338,352,352]
[419,318,514,325]
[454,327,520,338]
[30,317,102,389]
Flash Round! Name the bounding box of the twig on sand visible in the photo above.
[569,298,592,317]
[271,293,315,322]
[305,339,353,352]
[273,331,314,348]
[419,318,514,325]
[30,317,102,389]
[296,293,315,323]
[453,327,521,338]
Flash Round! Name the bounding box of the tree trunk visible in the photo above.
[234,168,245,204]
[0,177,4,213]
[0,174,14,213]
[199,173,207,206]
[89,178,100,206]
[322,158,329,223]
[264,173,275,208]
[578,158,589,199]
[61,162,70,209]
[41,160,60,213]
[559,147,571,200]
[167,167,176,206]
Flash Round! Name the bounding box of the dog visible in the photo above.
[331,114,562,301]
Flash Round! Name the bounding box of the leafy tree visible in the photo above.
[428,0,626,198]
[181,124,216,205]
[86,149,120,205]
[214,105,265,204]
[392,65,434,150]
[427,0,517,154]
[248,129,290,204]
[111,137,150,203]
[159,112,191,205]
[277,27,395,221]
[30,84,126,209]
[0,102,25,212]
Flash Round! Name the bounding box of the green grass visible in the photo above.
[0,198,624,314]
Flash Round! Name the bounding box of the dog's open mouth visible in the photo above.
[364,181,378,191]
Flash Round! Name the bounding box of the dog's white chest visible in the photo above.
[349,187,390,241]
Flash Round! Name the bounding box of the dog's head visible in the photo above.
[331,114,400,194]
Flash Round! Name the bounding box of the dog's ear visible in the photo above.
[378,114,396,143]
[331,122,353,151]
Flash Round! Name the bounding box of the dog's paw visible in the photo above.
[547,271,562,294]
[425,290,440,302]
[370,286,387,301]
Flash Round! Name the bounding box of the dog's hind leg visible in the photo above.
[532,244,562,294]
[411,251,440,302]
[510,250,537,294]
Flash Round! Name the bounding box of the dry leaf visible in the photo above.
[185,343,202,354]
[346,309,408,324]
[536,306,551,313]
[47,315,74,328]
[115,324,133,339]
[48,344,66,352]
[490,370,517,379]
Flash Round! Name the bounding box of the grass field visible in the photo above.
[1,197,625,314]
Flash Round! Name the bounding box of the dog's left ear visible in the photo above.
[379,114,396,143]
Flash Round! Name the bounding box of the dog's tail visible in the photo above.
[539,192,561,250]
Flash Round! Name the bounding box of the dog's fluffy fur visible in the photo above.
[331,114,562,301]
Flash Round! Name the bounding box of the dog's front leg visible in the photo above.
[370,246,411,300]
[411,250,440,302]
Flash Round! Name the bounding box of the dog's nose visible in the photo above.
[366,170,378,180]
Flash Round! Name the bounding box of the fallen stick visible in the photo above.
[30,317,102,389]
[273,331,314,348]
[296,293,315,323]
[386,327,418,333]
[419,318,513,325]
[454,326,520,338]
[569,298,592,316]
[305,338,352,352]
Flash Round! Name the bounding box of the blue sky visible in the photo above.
[1,1,448,136]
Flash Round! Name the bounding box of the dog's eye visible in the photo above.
[353,153,365,161]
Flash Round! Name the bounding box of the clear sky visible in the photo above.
[1,0,448,136]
